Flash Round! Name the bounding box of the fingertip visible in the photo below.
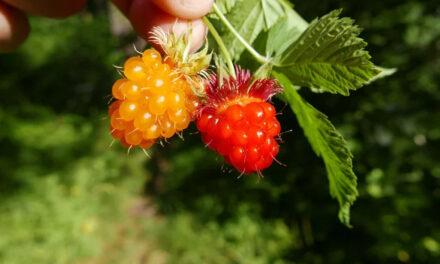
[129,0,207,53]
[128,0,158,39]
[171,18,207,53]
[152,0,213,20]
[0,2,30,52]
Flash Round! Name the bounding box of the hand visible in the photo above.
[0,0,213,52]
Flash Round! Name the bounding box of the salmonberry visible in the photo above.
[197,67,282,175]
[109,28,211,150]
[109,49,199,149]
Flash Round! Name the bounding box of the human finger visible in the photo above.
[2,0,88,18]
[152,0,213,20]
[0,2,29,52]
[129,0,207,52]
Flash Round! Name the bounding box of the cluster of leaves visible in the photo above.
[208,0,390,226]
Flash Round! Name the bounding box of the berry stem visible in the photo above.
[202,16,236,79]
[212,3,269,65]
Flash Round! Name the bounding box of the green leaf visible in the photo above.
[275,9,381,95]
[265,1,309,57]
[366,66,397,84]
[213,0,288,60]
[221,0,264,60]
[276,0,309,31]
[261,0,285,29]
[212,0,237,14]
[274,72,358,227]
[266,15,303,57]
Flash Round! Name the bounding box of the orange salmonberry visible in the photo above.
[109,48,202,150]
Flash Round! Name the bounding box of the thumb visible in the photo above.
[128,0,207,53]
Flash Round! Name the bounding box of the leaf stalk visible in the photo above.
[202,16,236,79]
[212,3,269,65]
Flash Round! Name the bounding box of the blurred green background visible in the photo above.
[1,0,439,263]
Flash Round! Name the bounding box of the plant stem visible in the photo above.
[202,17,236,79]
[212,3,269,65]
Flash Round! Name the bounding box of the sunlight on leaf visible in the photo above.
[275,9,381,95]
[275,72,358,226]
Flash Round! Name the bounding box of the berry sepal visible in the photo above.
[149,26,212,94]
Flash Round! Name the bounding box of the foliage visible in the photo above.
[210,0,384,226]
[212,0,288,60]
[272,9,380,95]
[275,73,357,226]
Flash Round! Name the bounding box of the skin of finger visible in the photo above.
[152,0,213,20]
[0,2,29,52]
[129,0,207,53]
[3,0,88,18]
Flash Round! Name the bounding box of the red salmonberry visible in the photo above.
[197,67,282,175]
